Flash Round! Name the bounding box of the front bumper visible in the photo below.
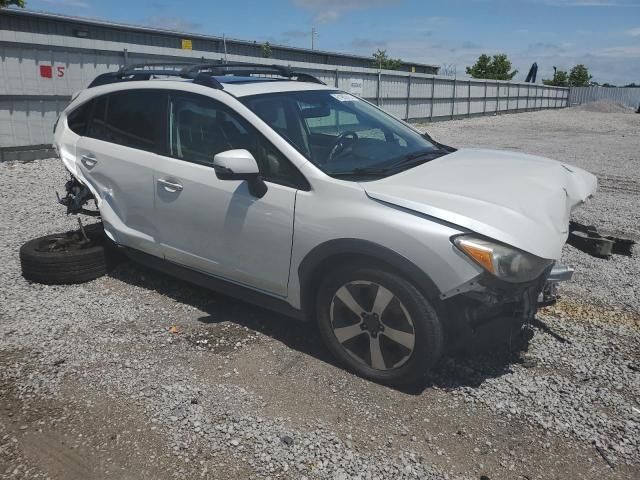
[539,262,574,306]
[444,262,572,353]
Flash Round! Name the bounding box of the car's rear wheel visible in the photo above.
[20,223,120,285]
[316,264,443,386]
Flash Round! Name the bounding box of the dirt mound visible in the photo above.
[571,100,634,113]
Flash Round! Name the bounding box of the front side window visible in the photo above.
[168,92,307,189]
[86,90,165,153]
[242,90,450,179]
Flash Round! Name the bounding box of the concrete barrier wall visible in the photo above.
[0,26,569,158]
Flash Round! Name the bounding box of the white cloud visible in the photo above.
[313,10,340,23]
[370,35,639,85]
[351,37,388,48]
[292,0,400,24]
[626,27,640,36]
[293,0,399,7]
[145,16,203,32]
[596,45,640,57]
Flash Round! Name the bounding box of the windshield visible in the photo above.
[241,90,450,178]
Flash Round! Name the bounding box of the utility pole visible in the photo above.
[223,34,228,63]
[311,27,317,50]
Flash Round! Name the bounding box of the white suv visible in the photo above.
[53,63,596,385]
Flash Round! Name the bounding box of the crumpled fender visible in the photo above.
[363,148,598,260]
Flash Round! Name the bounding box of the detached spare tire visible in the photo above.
[20,223,117,285]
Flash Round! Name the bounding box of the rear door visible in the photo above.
[76,89,166,255]
[153,91,306,296]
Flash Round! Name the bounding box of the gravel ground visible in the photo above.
[1,106,639,480]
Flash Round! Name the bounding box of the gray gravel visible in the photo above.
[0,163,447,479]
[424,107,640,466]
[1,107,639,479]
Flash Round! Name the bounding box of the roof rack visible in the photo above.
[88,62,326,89]
[180,62,290,77]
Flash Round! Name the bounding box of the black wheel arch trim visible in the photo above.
[298,238,442,317]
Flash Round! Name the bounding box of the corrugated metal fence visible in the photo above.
[0,26,569,160]
[569,87,640,110]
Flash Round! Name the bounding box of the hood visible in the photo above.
[363,148,597,259]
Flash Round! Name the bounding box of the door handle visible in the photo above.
[81,154,97,168]
[157,178,183,192]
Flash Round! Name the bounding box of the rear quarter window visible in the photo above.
[86,90,166,154]
[66,100,93,136]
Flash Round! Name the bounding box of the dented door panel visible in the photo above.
[75,136,161,256]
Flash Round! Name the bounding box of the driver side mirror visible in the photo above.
[213,149,267,198]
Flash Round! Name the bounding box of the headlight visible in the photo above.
[453,235,553,283]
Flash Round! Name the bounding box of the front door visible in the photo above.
[154,91,306,297]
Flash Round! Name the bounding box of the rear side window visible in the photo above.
[86,90,166,153]
[67,100,93,136]
[87,95,108,140]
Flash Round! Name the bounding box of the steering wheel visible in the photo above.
[327,131,359,163]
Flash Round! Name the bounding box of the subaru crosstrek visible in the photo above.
[52,63,597,385]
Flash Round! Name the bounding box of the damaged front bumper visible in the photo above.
[444,262,572,353]
[538,262,573,307]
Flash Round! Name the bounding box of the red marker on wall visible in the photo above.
[40,65,53,78]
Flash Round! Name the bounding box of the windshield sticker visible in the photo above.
[331,93,357,102]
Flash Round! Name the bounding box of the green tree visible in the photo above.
[372,49,402,71]
[0,0,25,7]
[542,69,568,87]
[466,53,518,80]
[261,42,272,59]
[568,64,592,87]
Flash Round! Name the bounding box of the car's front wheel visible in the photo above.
[316,264,443,386]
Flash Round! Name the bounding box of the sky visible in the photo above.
[20,0,640,85]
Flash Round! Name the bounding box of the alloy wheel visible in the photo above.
[329,280,416,371]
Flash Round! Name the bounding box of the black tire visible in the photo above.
[316,264,443,386]
[20,223,118,285]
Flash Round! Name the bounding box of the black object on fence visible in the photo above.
[525,62,538,83]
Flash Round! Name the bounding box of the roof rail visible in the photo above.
[88,62,225,89]
[178,62,325,84]
[293,72,325,85]
[88,61,325,89]
[180,62,289,77]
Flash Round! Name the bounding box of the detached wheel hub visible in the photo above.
[19,222,119,285]
[36,231,95,254]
